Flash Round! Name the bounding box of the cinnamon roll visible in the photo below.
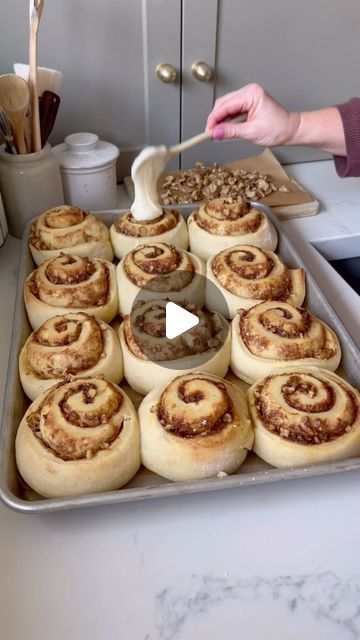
[231,302,341,384]
[16,377,141,498]
[248,367,360,468]
[188,198,278,260]
[24,254,118,330]
[206,245,305,319]
[29,205,113,266]
[139,372,253,481]
[117,242,205,316]
[120,299,230,394]
[110,209,188,259]
[19,313,123,400]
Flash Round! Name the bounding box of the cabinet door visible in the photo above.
[181,0,360,167]
[0,0,181,176]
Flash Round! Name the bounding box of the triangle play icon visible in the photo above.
[165,302,199,339]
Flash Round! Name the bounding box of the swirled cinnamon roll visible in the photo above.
[117,242,205,316]
[188,198,278,260]
[231,301,341,383]
[110,209,188,258]
[29,205,113,266]
[15,377,140,498]
[19,313,123,400]
[24,254,118,329]
[139,372,253,481]
[248,367,360,468]
[206,244,305,318]
[119,299,230,394]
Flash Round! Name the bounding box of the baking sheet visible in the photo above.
[0,204,359,514]
[124,149,320,220]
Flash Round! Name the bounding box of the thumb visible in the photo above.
[212,122,249,140]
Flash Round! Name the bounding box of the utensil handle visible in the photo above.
[29,0,45,152]
[39,91,60,146]
[29,29,41,151]
[169,113,248,156]
[169,130,212,155]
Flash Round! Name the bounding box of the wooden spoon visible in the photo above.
[0,74,29,154]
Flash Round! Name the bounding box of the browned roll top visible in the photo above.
[123,243,194,291]
[29,205,108,251]
[157,374,236,438]
[28,254,111,308]
[24,313,105,378]
[26,378,124,460]
[212,245,294,300]
[194,198,263,236]
[254,371,359,444]
[240,302,338,361]
[114,209,179,237]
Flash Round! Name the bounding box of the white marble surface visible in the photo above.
[0,159,360,640]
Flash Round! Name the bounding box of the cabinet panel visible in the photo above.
[181,0,218,168]
[182,0,360,167]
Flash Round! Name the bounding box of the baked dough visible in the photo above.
[117,242,205,317]
[231,301,341,384]
[119,299,230,394]
[19,312,123,400]
[110,209,188,259]
[16,377,141,498]
[24,254,118,330]
[139,372,254,481]
[248,367,360,468]
[29,205,113,266]
[205,244,305,319]
[188,198,278,260]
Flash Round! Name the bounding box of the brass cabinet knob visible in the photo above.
[191,61,213,82]
[156,63,177,84]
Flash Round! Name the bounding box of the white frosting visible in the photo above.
[130,146,169,220]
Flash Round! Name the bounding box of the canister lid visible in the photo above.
[52,132,119,170]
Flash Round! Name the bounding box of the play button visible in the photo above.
[165,301,199,339]
[125,269,230,370]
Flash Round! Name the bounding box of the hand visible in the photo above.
[206,83,300,146]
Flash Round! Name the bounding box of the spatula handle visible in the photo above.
[169,130,212,155]
[169,113,248,157]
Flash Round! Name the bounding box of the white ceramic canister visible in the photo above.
[53,133,119,210]
[0,144,64,238]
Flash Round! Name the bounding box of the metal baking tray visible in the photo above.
[1,204,359,513]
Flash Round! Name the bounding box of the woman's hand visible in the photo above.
[206,83,300,146]
[206,83,346,156]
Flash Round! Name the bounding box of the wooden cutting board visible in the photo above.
[124,148,319,220]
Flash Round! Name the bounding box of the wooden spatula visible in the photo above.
[29,0,45,152]
[0,74,29,154]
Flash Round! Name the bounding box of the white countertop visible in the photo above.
[0,159,360,640]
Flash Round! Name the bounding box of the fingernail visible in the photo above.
[212,126,225,140]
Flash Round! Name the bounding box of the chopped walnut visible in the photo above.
[160,162,290,205]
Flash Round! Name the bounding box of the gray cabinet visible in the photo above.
[1,0,360,174]
[180,0,360,167]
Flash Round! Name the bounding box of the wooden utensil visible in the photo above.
[0,106,18,154]
[14,63,62,96]
[39,91,60,146]
[29,0,45,152]
[0,74,29,154]
[169,113,248,155]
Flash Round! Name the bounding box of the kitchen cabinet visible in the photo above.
[180,0,360,167]
[1,0,360,175]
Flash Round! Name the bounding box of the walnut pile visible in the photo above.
[161,162,290,205]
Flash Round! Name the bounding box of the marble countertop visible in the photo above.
[0,159,360,640]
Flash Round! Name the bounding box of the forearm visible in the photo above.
[286,107,346,156]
